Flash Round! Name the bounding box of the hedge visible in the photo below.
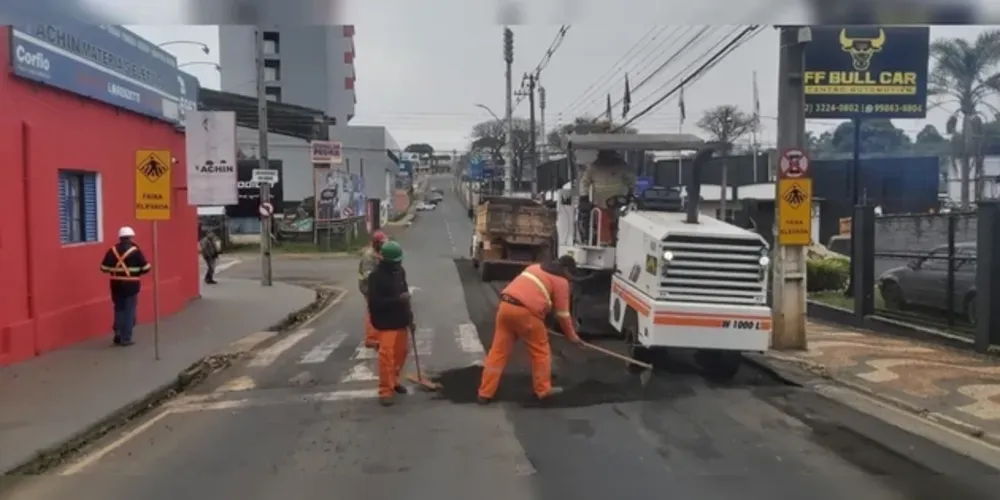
[807,257,849,292]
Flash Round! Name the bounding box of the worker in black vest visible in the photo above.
[100,226,152,346]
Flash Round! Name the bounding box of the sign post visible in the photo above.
[776,148,812,246]
[134,149,172,360]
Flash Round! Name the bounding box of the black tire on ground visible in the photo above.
[881,282,906,311]
[621,309,649,375]
[694,350,741,382]
[479,262,492,281]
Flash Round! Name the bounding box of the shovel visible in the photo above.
[406,325,440,391]
[549,330,654,386]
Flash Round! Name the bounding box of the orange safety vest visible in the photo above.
[107,246,141,281]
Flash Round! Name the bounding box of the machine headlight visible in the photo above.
[663,250,674,261]
[759,255,770,267]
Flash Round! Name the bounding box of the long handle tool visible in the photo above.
[406,326,440,391]
[549,330,654,385]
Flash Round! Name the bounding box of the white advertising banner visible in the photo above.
[185,111,238,206]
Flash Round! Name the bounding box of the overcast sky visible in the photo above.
[131,13,995,152]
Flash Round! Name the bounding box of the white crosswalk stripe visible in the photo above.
[342,363,378,382]
[456,323,484,354]
[248,328,314,367]
[299,331,348,364]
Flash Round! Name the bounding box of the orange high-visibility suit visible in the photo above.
[478,262,581,400]
[358,246,381,348]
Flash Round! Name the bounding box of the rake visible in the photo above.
[549,330,655,386]
[406,325,440,391]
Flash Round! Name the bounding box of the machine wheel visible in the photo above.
[880,281,906,311]
[694,350,742,382]
[621,308,650,375]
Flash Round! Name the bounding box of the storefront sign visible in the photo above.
[228,160,284,218]
[7,23,192,125]
[185,111,237,206]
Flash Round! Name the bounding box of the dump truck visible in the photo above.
[470,196,556,281]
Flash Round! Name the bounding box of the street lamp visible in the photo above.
[179,61,221,70]
[474,103,503,124]
[158,41,210,55]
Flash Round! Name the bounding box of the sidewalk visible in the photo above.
[0,278,317,474]
[760,321,1000,445]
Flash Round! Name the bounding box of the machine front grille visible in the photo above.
[660,234,766,305]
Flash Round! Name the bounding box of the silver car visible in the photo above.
[877,242,977,324]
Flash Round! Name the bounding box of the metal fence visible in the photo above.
[871,211,977,334]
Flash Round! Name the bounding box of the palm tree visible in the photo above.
[928,30,1000,207]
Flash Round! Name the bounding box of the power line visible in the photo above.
[556,26,662,117]
[512,25,571,110]
[616,25,763,131]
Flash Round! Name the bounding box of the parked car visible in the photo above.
[416,201,437,211]
[877,242,977,324]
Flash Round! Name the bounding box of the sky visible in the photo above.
[127,1,1000,152]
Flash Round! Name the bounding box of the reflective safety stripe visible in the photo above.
[554,311,571,317]
[519,270,552,307]
[108,246,141,281]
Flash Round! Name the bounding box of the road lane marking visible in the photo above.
[170,389,380,412]
[214,375,257,393]
[59,409,175,475]
[351,340,377,360]
[342,363,378,382]
[299,331,348,364]
[445,220,456,253]
[215,259,241,274]
[456,322,484,354]
[248,328,314,367]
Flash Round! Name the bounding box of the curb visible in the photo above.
[744,352,1000,449]
[2,286,339,477]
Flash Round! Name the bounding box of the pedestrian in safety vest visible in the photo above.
[100,226,152,346]
[478,256,583,404]
[359,230,388,349]
[366,240,414,406]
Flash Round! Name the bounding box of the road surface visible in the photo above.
[4,176,999,500]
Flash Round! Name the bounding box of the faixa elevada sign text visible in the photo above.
[7,22,197,125]
[804,26,929,119]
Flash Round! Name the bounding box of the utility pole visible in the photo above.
[518,73,538,195]
[538,85,548,162]
[503,27,514,196]
[772,26,810,349]
[255,26,272,286]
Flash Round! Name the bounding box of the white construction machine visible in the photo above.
[555,134,771,380]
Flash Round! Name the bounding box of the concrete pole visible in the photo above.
[503,27,514,196]
[255,26,272,286]
[539,85,548,162]
[772,27,809,349]
[528,74,538,196]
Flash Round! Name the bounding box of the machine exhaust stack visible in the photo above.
[685,148,716,224]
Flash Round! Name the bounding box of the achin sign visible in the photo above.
[803,26,929,119]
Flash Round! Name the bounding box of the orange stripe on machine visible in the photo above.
[612,282,771,330]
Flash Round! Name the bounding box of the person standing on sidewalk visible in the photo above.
[366,240,414,406]
[99,226,152,346]
[358,230,388,349]
[200,230,222,284]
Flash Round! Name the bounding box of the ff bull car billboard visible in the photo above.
[804,26,930,119]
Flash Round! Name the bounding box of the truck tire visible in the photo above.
[694,350,741,382]
[479,262,493,281]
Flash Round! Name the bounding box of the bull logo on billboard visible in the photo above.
[839,29,886,71]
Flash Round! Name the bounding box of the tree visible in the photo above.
[695,105,757,154]
[804,130,835,158]
[469,118,534,178]
[404,143,435,156]
[545,116,638,154]
[913,124,951,156]
[929,30,1000,207]
[829,119,912,155]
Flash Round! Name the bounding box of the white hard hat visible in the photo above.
[118,226,136,238]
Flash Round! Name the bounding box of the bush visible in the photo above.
[807,257,849,292]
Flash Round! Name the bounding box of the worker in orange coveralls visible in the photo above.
[478,255,583,404]
[358,230,388,349]
[366,241,414,406]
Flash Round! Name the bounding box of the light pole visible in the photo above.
[158,41,210,54]
[474,103,503,124]
[179,61,221,70]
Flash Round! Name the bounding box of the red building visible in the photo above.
[0,27,199,366]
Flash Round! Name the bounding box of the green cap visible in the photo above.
[380,240,403,262]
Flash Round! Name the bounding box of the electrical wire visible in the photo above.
[616,25,763,131]
[512,25,571,110]
[555,26,663,117]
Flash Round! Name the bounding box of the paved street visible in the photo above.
[5,178,1000,499]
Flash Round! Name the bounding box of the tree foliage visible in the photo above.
[696,105,758,154]
[403,143,435,156]
[545,116,638,154]
[469,117,534,178]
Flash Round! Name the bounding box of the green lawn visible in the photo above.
[227,240,364,254]
[809,289,885,310]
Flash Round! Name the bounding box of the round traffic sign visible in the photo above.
[779,148,810,179]
[259,202,273,217]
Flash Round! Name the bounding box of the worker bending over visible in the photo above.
[358,231,388,349]
[478,256,583,404]
[99,226,152,346]
[366,241,414,406]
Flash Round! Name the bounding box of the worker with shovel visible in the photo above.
[477,255,583,404]
[358,231,388,349]
[366,240,414,406]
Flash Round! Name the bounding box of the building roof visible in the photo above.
[198,88,335,141]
